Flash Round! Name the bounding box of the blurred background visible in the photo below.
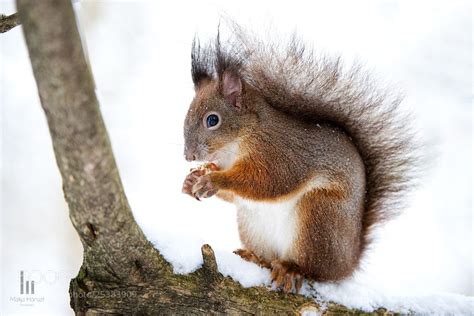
[1,0,472,314]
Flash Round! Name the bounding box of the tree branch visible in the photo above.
[0,12,21,33]
[16,0,390,314]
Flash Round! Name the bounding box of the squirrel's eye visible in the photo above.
[204,113,221,130]
[207,115,219,127]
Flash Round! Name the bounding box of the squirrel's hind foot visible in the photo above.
[233,249,271,269]
[233,250,304,293]
[270,260,304,294]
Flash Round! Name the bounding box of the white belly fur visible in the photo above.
[235,176,330,261]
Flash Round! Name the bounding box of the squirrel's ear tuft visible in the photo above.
[191,37,214,89]
[222,71,242,109]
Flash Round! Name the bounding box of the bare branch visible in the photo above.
[0,12,21,33]
[201,244,222,284]
[17,0,168,285]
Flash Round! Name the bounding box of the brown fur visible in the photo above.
[215,190,235,203]
[183,26,419,287]
[295,187,363,281]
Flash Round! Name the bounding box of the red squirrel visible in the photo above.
[182,29,418,293]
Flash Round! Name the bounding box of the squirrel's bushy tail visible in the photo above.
[192,28,420,255]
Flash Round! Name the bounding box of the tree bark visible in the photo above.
[0,12,20,33]
[16,0,393,314]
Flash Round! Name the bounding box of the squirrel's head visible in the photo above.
[183,71,257,166]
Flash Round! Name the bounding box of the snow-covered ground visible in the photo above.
[1,0,472,315]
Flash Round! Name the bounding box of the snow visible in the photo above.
[308,279,474,315]
[153,230,474,314]
[1,0,472,315]
[151,231,474,314]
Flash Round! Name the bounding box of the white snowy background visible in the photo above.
[1,0,472,315]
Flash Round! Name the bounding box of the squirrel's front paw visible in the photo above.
[192,175,218,200]
[182,168,206,199]
[182,163,220,200]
